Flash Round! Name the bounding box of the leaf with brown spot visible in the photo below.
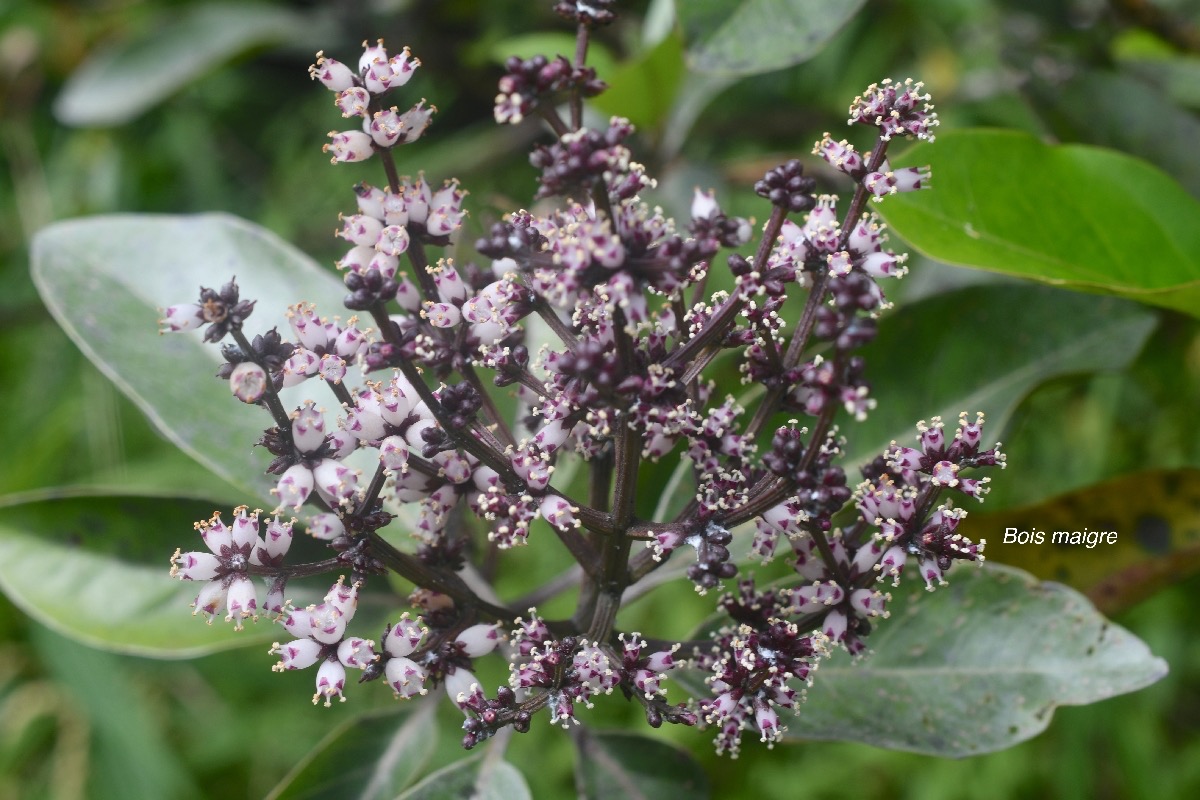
[959,468,1200,613]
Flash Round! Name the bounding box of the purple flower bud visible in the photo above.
[338,214,384,247]
[850,588,890,618]
[262,517,293,562]
[192,580,227,624]
[337,244,374,273]
[230,506,262,552]
[306,512,345,541]
[367,107,405,147]
[271,638,323,670]
[170,550,219,581]
[355,182,386,219]
[309,53,356,92]
[824,607,849,640]
[860,251,906,278]
[384,614,426,658]
[387,48,419,88]
[337,637,375,669]
[386,657,427,698]
[287,303,329,350]
[159,303,205,333]
[225,576,258,629]
[275,464,314,510]
[540,495,579,531]
[754,704,781,743]
[456,623,502,657]
[292,401,327,453]
[359,40,389,78]
[324,130,374,163]
[394,275,421,311]
[278,347,319,388]
[335,87,371,118]
[390,100,435,146]
[315,658,347,705]
[919,417,946,453]
[691,188,720,220]
[920,558,945,590]
[379,435,410,471]
[375,224,410,257]
[318,354,347,384]
[445,668,484,710]
[313,458,360,505]
[422,302,461,328]
[813,134,865,176]
[229,361,267,403]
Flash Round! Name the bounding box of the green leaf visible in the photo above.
[590,33,686,130]
[265,703,437,800]
[879,129,1200,316]
[675,0,867,76]
[31,213,347,501]
[1028,71,1200,199]
[841,284,1156,467]
[54,3,317,126]
[0,491,308,656]
[0,489,390,657]
[395,753,531,800]
[32,626,202,799]
[785,564,1168,755]
[573,730,710,799]
[676,564,1167,756]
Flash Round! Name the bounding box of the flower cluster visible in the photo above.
[160,3,1004,761]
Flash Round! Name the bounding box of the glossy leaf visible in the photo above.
[55,3,316,126]
[880,130,1200,315]
[573,730,709,799]
[31,214,347,501]
[395,753,531,800]
[677,564,1167,755]
[0,491,333,656]
[963,468,1200,615]
[1028,71,1200,199]
[841,284,1156,467]
[590,32,685,130]
[266,703,437,800]
[675,0,867,75]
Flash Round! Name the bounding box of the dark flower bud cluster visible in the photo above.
[754,159,818,213]
[685,522,738,592]
[530,117,635,199]
[158,2,1007,762]
[160,278,256,343]
[494,54,606,125]
[475,217,548,262]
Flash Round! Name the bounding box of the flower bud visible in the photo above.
[324,130,374,163]
[229,362,267,403]
[159,303,205,333]
[275,464,314,510]
[309,53,356,92]
[455,623,501,657]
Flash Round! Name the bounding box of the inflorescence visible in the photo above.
[161,3,1001,757]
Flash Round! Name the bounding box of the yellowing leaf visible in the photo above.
[960,468,1200,614]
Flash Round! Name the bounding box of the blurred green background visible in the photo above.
[3,0,1200,797]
